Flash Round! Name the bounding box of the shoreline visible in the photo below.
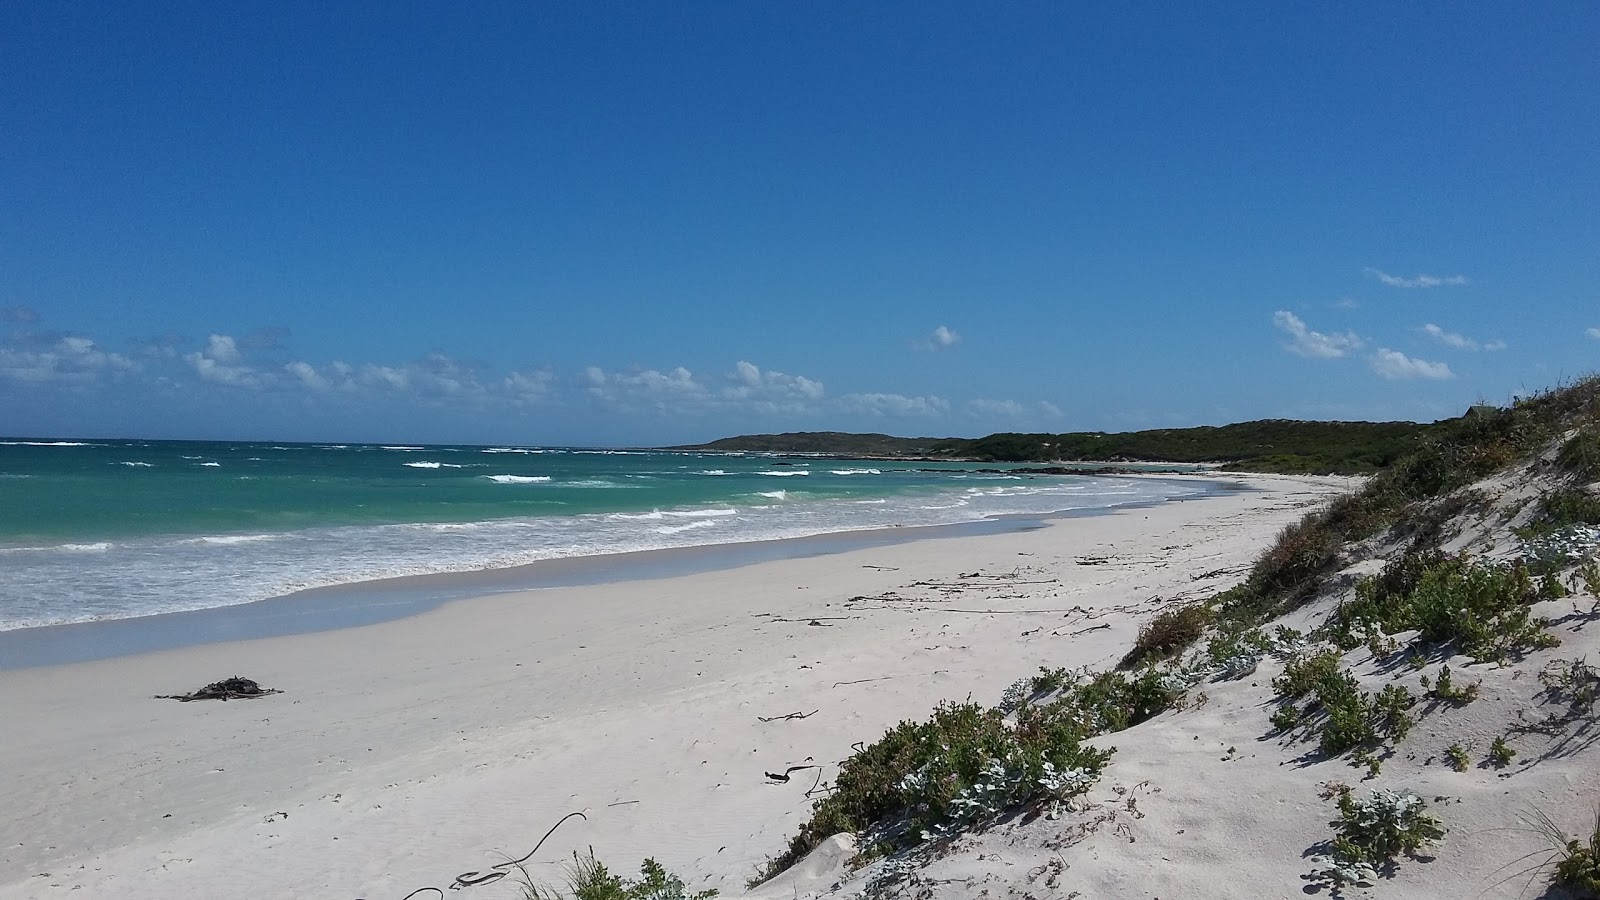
[0,474,1250,671]
[0,473,1353,900]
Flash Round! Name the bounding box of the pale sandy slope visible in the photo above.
[0,475,1351,900]
[754,457,1600,900]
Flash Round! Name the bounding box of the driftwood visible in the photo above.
[758,709,820,722]
[155,676,281,702]
[765,763,821,783]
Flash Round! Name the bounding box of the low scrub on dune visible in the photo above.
[521,852,716,900]
[1119,603,1214,669]
[752,668,1185,884]
[1323,553,1561,663]
[1559,428,1600,483]
[1216,376,1600,631]
[1270,651,1415,756]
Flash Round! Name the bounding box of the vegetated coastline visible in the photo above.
[671,415,1457,475]
[649,379,1600,900]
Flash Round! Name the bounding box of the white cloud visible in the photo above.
[914,325,961,351]
[839,392,950,417]
[0,335,134,384]
[1370,349,1454,380]
[1420,323,1505,352]
[204,334,243,364]
[967,398,1025,418]
[284,360,329,390]
[581,361,825,416]
[1038,401,1063,418]
[503,369,555,404]
[1587,327,1600,340]
[1364,267,1470,289]
[726,360,825,405]
[1272,311,1363,359]
[360,364,410,391]
[408,353,485,398]
[185,333,263,387]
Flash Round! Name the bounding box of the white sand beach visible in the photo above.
[0,475,1348,899]
[5,470,1596,900]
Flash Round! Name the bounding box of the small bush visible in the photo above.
[1520,805,1600,898]
[1446,743,1471,772]
[1424,665,1481,705]
[1120,604,1214,668]
[1559,428,1600,483]
[1490,735,1516,767]
[756,666,1185,880]
[1373,684,1416,741]
[1540,658,1599,718]
[1554,810,1600,895]
[524,852,716,900]
[1272,652,1411,755]
[1275,651,1347,701]
[1518,487,1600,541]
[1327,555,1558,662]
[1312,787,1445,886]
[1248,511,1344,604]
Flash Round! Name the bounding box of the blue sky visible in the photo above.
[3,2,1597,446]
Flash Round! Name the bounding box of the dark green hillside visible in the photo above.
[677,418,1446,474]
[670,431,962,457]
[962,419,1441,473]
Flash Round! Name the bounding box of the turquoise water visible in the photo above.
[0,439,1212,630]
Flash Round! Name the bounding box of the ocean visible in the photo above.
[0,438,1216,632]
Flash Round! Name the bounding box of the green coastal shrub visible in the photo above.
[1553,810,1600,896]
[754,668,1184,883]
[1312,787,1445,886]
[1119,603,1214,669]
[1325,554,1558,662]
[1518,805,1600,898]
[523,852,716,900]
[1559,428,1600,483]
[1215,377,1600,634]
[1517,487,1600,541]
[1271,652,1413,756]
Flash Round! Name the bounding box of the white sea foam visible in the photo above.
[199,462,221,467]
[0,541,114,554]
[830,468,881,475]
[759,470,809,476]
[482,448,548,454]
[179,534,280,545]
[382,446,426,451]
[0,465,1215,632]
[404,461,464,469]
[655,519,718,535]
[118,461,153,467]
[0,440,90,446]
[699,469,727,476]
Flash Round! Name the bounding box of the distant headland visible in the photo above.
[668,416,1456,476]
